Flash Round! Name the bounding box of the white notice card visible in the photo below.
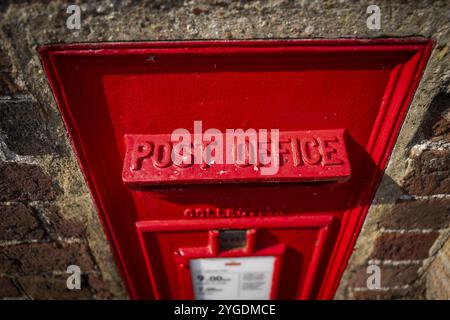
[190,256,275,300]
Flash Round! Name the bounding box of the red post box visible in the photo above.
[39,39,432,299]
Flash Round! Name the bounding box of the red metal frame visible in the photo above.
[39,39,433,299]
[136,215,335,299]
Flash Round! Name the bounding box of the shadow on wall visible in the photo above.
[414,91,450,143]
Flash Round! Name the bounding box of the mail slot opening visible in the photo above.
[219,229,247,251]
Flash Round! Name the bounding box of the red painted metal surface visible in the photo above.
[39,39,432,300]
[123,130,350,185]
[137,215,335,299]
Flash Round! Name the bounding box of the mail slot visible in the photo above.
[39,39,432,299]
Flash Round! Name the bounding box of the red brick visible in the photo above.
[380,198,450,230]
[371,232,439,260]
[402,149,450,196]
[0,243,95,274]
[0,162,58,202]
[0,203,46,241]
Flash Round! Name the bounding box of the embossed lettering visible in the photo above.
[123,128,350,184]
[131,142,153,170]
[318,137,343,166]
[183,206,287,219]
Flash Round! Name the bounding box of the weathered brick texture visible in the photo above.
[1,243,95,274]
[371,232,439,260]
[0,42,122,299]
[380,198,450,230]
[0,161,117,299]
[0,203,46,241]
[402,149,450,196]
[0,162,57,202]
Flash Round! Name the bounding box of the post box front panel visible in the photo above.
[39,39,432,299]
[136,215,335,299]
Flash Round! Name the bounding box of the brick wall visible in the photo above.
[0,46,125,299]
[0,0,449,300]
